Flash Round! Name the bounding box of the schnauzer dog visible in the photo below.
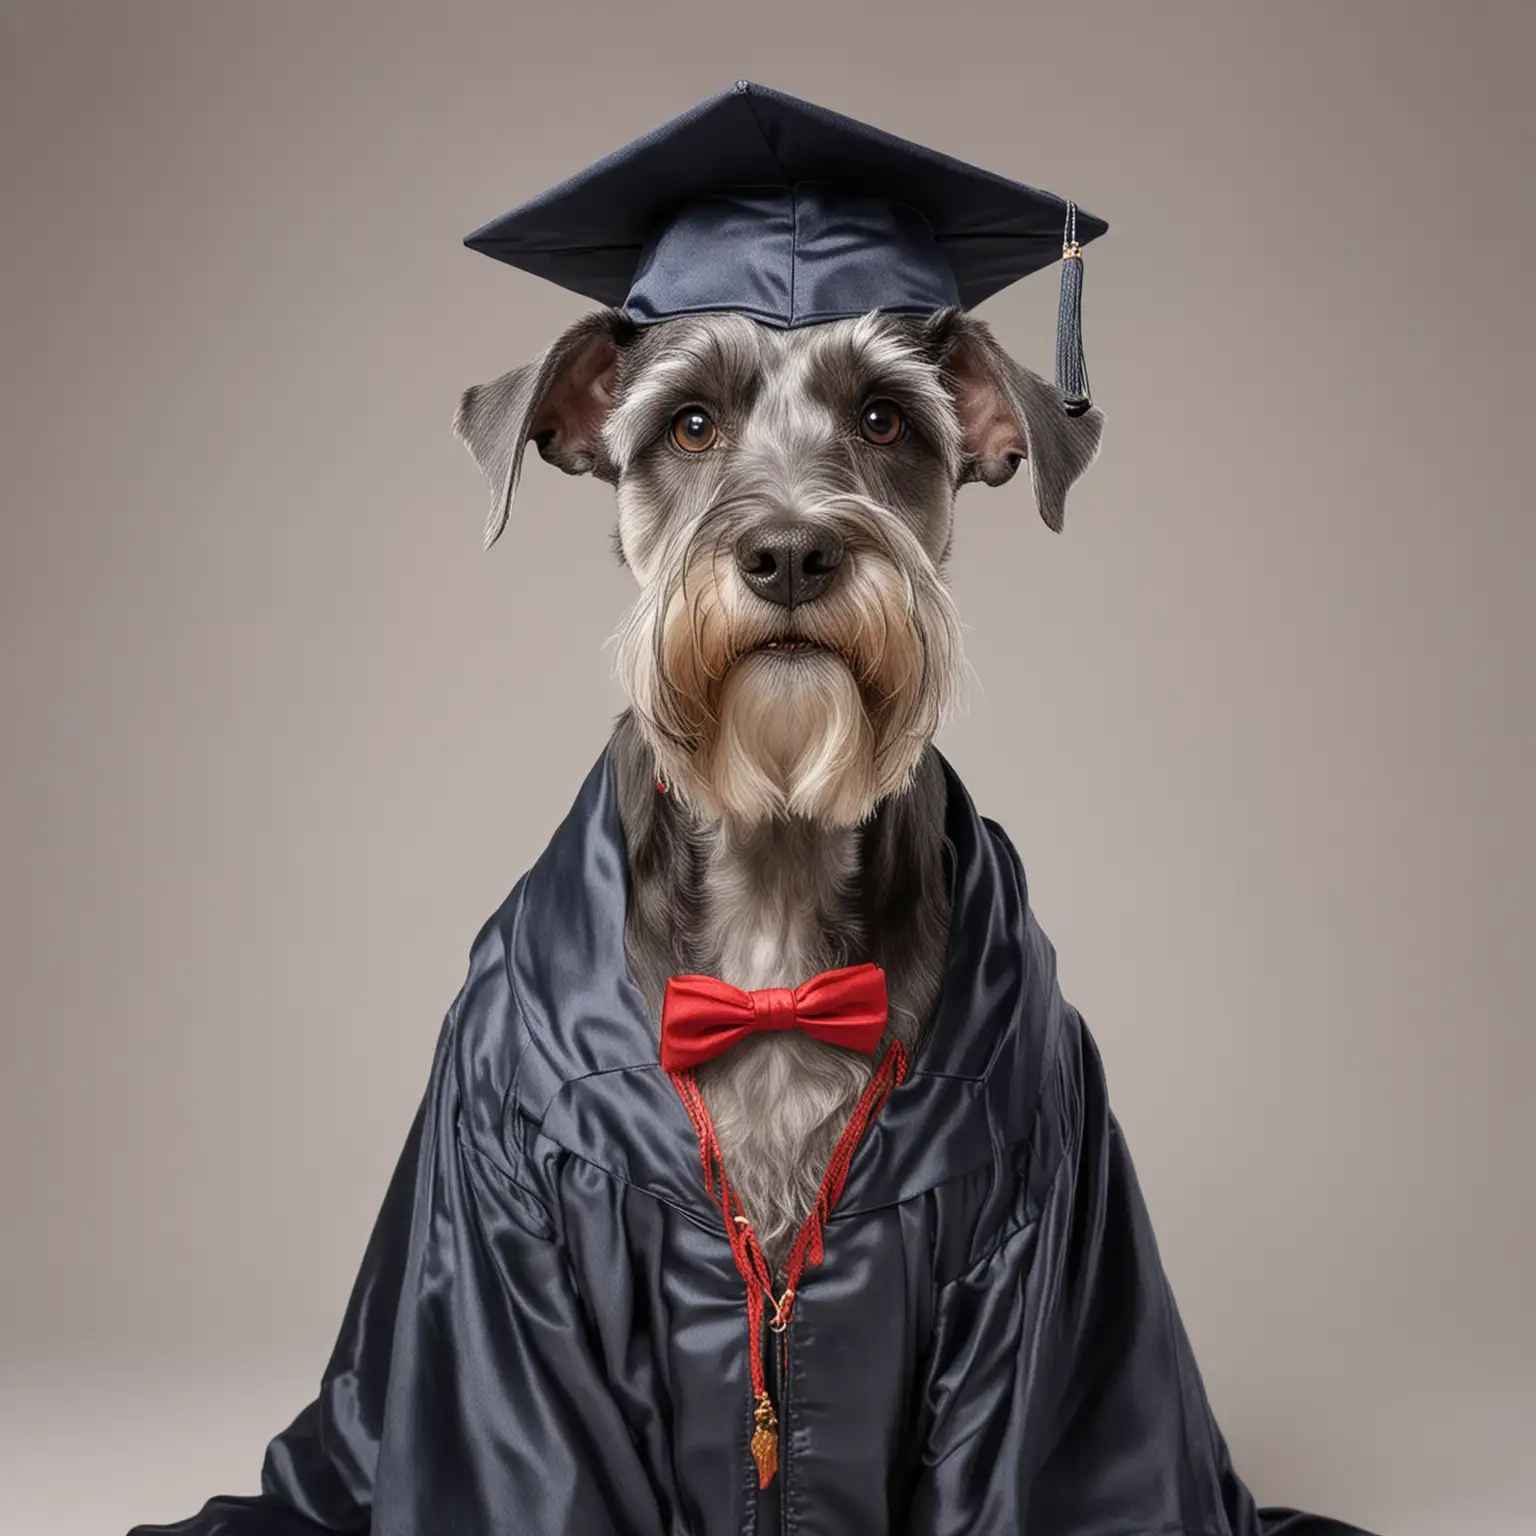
[454,306,1101,1275]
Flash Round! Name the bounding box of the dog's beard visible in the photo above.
[616,496,963,828]
[710,653,873,825]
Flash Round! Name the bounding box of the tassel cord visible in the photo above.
[1056,200,1092,416]
[670,1040,909,1487]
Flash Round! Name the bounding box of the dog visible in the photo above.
[454,305,1102,1276]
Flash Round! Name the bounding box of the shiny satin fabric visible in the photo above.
[461,81,1108,323]
[128,749,1378,1536]
[623,186,963,330]
[659,961,888,1071]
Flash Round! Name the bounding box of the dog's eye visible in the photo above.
[671,407,718,453]
[858,399,905,446]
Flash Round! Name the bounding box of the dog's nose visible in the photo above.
[734,520,845,608]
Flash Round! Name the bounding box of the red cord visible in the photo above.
[669,1039,909,1485]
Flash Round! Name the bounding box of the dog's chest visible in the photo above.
[700,835,857,988]
[691,829,876,1268]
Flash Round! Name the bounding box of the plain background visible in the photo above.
[2,2,1532,1533]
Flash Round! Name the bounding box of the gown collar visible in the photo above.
[503,744,1053,1215]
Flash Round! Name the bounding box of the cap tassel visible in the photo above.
[1056,202,1091,417]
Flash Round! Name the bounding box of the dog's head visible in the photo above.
[456,308,1102,828]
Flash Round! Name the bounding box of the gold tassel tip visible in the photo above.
[751,1390,779,1487]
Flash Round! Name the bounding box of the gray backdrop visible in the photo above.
[1,2,1531,1533]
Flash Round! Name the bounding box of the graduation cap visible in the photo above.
[464,81,1106,414]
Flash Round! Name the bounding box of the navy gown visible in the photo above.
[129,749,1378,1536]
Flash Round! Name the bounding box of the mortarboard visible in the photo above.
[464,81,1105,413]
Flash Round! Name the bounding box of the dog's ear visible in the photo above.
[936,312,1104,533]
[454,308,634,549]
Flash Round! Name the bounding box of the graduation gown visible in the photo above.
[129,749,1376,1536]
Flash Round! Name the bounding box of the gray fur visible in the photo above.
[455,309,633,548]
[456,307,1102,1273]
[611,712,950,1270]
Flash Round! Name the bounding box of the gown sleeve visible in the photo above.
[906,1002,1379,1536]
[127,987,665,1536]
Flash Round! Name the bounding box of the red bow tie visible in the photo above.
[660,963,888,1073]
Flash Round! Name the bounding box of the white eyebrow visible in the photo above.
[605,318,766,467]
